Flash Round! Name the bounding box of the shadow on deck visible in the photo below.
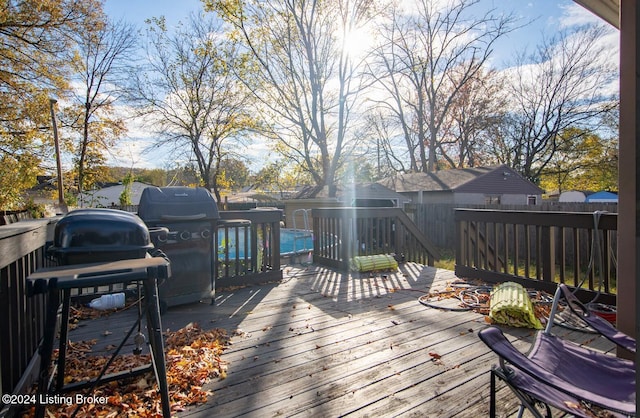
[64,263,616,418]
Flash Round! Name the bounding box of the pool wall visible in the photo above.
[217,227,313,259]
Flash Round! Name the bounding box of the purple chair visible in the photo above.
[478,284,635,418]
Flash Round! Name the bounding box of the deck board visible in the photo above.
[62,262,616,417]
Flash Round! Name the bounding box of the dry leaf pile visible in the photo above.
[23,323,229,418]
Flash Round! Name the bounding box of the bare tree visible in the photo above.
[130,13,255,200]
[363,110,412,175]
[206,0,378,197]
[65,17,138,196]
[370,0,515,172]
[497,24,618,182]
[437,65,507,168]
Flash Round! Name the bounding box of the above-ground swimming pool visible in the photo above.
[217,228,313,259]
[279,228,314,256]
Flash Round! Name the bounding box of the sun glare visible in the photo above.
[338,26,374,59]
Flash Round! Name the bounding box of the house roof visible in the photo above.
[293,183,409,202]
[378,165,544,195]
[340,183,410,202]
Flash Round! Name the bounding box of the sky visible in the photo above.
[103,0,612,66]
[99,0,616,172]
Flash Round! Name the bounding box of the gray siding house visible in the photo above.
[378,165,544,205]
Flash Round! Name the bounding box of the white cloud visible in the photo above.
[559,3,604,28]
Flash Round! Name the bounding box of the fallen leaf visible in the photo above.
[31,322,230,417]
[429,352,442,360]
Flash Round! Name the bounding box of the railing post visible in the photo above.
[339,212,354,270]
[541,225,555,283]
[455,213,463,268]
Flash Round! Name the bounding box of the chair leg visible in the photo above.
[493,367,547,418]
[490,369,496,418]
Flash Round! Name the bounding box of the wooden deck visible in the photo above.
[64,262,616,418]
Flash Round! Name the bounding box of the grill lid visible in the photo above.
[52,208,152,249]
[138,187,219,223]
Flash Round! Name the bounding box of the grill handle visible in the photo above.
[159,213,207,221]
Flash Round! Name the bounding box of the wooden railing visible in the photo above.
[0,219,57,410]
[455,209,617,305]
[0,209,282,413]
[216,209,283,287]
[312,207,441,270]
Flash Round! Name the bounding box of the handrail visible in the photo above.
[0,219,56,411]
[312,207,440,270]
[455,209,617,305]
[216,209,283,286]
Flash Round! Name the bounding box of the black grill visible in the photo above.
[138,186,220,309]
[49,208,153,265]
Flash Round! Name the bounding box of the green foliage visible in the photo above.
[539,127,618,193]
[136,169,167,186]
[251,162,313,191]
[23,199,45,219]
[0,154,39,209]
[218,159,249,190]
[64,190,78,207]
[119,172,134,206]
[252,163,280,189]
[0,0,104,209]
[72,144,110,192]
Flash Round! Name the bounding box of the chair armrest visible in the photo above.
[558,284,636,354]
